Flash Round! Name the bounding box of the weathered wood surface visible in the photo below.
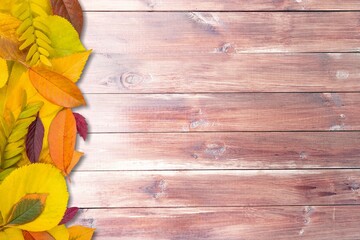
[80,93,360,132]
[70,170,360,208]
[78,132,360,170]
[74,206,360,240]
[82,0,360,11]
[83,12,360,54]
[81,53,360,93]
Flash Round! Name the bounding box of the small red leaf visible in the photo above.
[26,116,45,163]
[51,0,84,35]
[59,207,79,225]
[73,112,88,141]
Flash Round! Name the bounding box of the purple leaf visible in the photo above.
[26,116,44,163]
[59,207,79,225]
[73,112,88,141]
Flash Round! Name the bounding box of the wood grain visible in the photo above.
[73,207,360,240]
[82,0,360,11]
[70,170,360,208]
[80,93,360,132]
[78,132,360,170]
[83,12,360,54]
[81,53,360,93]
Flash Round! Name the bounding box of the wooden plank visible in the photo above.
[82,0,360,11]
[83,12,360,54]
[81,53,360,93]
[78,132,360,170]
[80,93,360,132]
[73,207,360,240]
[71,170,360,207]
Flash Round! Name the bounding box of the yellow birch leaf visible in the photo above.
[0,164,69,232]
[68,226,95,240]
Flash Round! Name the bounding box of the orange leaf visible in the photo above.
[68,226,95,240]
[66,151,84,175]
[23,231,55,240]
[48,109,77,175]
[29,67,86,108]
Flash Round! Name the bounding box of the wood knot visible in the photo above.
[204,143,226,159]
[120,72,150,89]
[215,43,236,54]
[142,179,168,199]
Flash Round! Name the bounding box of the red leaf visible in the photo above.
[73,112,88,141]
[51,0,84,35]
[26,116,45,163]
[59,207,79,225]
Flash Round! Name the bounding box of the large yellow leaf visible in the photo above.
[48,109,76,175]
[68,226,95,240]
[50,50,92,83]
[0,228,24,240]
[0,13,25,62]
[0,164,69,232]
[0,58,8,88]
[29,67,86,108]
[48,225,69,240]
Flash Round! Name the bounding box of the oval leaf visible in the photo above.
[73,112,88,141]
[29,67,86,108]
[26,116,45,163]
[49,109,76,174]
[68,226,95,240]
[6,194,47,226]
[51,0,84,35]
[58,207,79,225]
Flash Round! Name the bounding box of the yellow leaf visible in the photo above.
[0,13,25,61]
[29,67,86,108]
[0,164,69,232]
[50,50,92,83]
[0,58,8,88]
[68,226,95,240]
[48,109,76,175]
[0,228,24,240]
[48,225,69,240]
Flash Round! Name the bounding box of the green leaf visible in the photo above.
[0,167,15,182]
[6,194,47,226]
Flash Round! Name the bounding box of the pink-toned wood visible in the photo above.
[80,93,360,133]
[78,132,360,170]
[70,170,360,208]
[83,12,360,54]
[80,53,360,93]
[82,0,360,11]
[74,206,360,240]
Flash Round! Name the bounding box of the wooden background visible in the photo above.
[71,1,360,239]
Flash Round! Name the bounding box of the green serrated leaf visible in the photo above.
[6,194,47,226]
[2,155,22,169]
[0,167,15,181]
[18,102,43,119]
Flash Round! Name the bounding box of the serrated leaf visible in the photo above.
[0,167,15,181]
[29,67,86,108]
[73,113,88,141]
[68,226,95,240]
[49,109,76,175]
[6,193,47,226]
[23,230,55,240]
[26,116,44,163]
[59,207,79,225]
[51,0,84,36]
[0,164,69,231]
[0,58,8,88]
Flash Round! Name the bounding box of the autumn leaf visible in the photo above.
[6,194,47,227]
[73,113,88,141]
[26,116,45,163]
[0,58,8,88]
[0,13,25,61]
[48,109,76,175]
[29,67,86,108]
[23,230,55,240]
[59,207,79,225]
[51,0,84,35]
[68,226,95,240]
